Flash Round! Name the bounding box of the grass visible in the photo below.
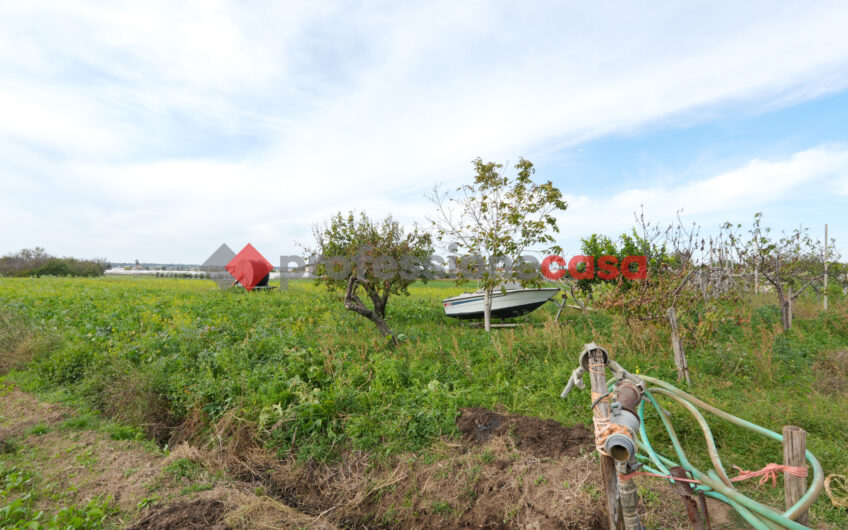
[164,458,203,480]
[0,276,846,525]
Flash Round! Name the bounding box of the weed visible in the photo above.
[0,439,19,454]
[106,423,144,441]
[25,423,50,436]
[137,495,161,510]
[582,483,601,500]
[61,412,101,431]
[52,497,117,529]
[75,447,97,467]
[165,458,202,480]
[180,483,214,495]
[430,501,452,514]
[478,449,494,464]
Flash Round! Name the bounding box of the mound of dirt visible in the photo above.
[457,407,593,458]
[129,499,227,529]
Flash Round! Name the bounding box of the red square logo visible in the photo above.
[226,244,273,291]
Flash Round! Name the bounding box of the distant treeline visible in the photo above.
[0,248,108,278]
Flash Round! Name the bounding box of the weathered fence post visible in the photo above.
[667,307,691,384]
[783,426,808,525]
[588,347,624,529]
[554,293,566,322]
[823,223,829,311]
[670,466,708,529]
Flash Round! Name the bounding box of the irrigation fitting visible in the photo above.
[561,344,648,530]
[561,344,646,475]
[562,343,825,529]
[604,380,643,464]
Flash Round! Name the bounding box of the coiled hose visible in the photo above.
[626,376,824,529]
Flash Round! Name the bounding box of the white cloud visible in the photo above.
[555,145,848,252]
[2,2,848,261]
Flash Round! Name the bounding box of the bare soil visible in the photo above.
[456,407,594,458]
[129,498,227,529]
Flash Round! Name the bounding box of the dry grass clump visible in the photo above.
[814,350,848,395]
[254,436,608,529]
[223,492,338,530]
[0,310,54,375]
[100,364,175,443]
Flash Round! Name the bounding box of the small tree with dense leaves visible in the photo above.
[428,158,567,331]
[310,212,433,342]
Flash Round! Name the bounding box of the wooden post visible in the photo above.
[554,293,566,322]
[483,289,491,332]
[588,347,623,529]
[824,224,828,311]
[783,426,808,525]
[667,307,691,384]
[670,466,707,530]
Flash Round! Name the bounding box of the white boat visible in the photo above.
[442,286,559,320]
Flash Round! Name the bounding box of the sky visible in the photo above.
[1,1,847,264]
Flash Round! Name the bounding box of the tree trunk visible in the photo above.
[483,288,492,332]
[779,287,793,331]
[344,276,397,343]
[773,282,791,331]
[366,311,395,339]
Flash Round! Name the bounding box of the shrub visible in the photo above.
[0,248,107,277]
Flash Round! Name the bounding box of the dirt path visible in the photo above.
[1,383,737,529]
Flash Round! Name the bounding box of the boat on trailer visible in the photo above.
[442,286,559,320]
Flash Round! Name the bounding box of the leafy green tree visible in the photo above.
[310,212,433,342]
[428,158,567,331]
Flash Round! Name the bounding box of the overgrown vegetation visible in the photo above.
[0,276,846,525]
[0,247,108,278]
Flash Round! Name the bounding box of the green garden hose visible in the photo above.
[626,376,824,529]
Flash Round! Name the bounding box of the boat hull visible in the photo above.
[442,288,559,320]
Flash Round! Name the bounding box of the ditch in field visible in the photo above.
[1,384,741,528]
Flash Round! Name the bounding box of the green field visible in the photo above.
[1,276,847,526]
